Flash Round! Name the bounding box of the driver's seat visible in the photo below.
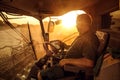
[58,30,110,80]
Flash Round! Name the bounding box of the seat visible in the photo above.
[94,53,120,80]
[94,31,120,80]
[59,30,110,80]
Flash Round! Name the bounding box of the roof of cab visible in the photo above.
[0,0,99,19]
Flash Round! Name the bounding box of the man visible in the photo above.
[28,13,99,80]
[59,14,99,67]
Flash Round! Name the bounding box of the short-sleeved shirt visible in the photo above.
[65,31,99,61]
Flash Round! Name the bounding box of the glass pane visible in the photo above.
[110,10,120,31]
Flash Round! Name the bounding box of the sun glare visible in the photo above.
[61,13,76,28]
[60,10,85,29]
[43,10,85,29]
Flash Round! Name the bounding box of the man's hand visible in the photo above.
[27,65,39,80]
[46,50,53,56]
[59,59,69,67]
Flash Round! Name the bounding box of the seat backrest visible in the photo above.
[96,31,110,56]
[94,31,110,76]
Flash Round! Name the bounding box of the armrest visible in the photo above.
[64,64,93,73]
[64,64,82,73]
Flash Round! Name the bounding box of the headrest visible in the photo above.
[96,31,110,56]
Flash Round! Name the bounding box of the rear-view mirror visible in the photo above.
[48,21,54,33]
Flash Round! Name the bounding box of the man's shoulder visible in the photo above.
[82,32,99,43]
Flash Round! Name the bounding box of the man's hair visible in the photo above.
[77,14,93,25]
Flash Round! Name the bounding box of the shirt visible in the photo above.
[65,31,99,61]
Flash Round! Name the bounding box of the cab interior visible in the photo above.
[0,0,120,80]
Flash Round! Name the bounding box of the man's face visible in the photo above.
[76,21,84,32]
[76,20,90,34]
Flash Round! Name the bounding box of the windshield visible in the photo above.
[0,10,85,79]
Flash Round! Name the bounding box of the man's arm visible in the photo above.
[59,58,94,68]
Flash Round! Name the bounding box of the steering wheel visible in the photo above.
[48,40,65,54]
[45,40,67,66]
